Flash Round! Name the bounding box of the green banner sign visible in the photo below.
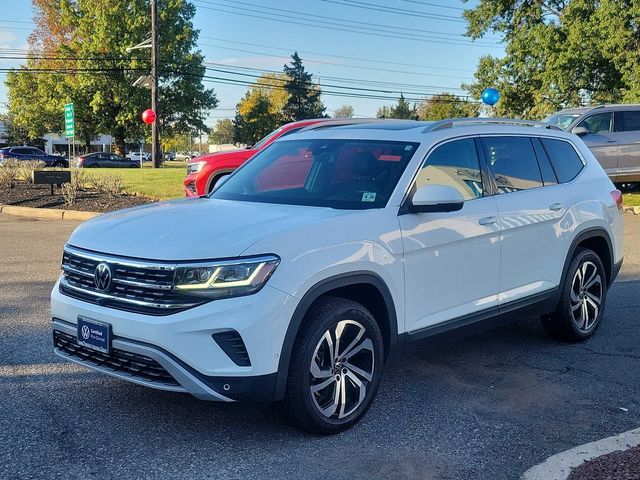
[64,103,75,138]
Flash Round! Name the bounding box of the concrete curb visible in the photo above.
[0,204,100,221]
[521,427,640,480]
[623,205,640,215]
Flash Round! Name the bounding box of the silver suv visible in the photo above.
[545,104,640,183]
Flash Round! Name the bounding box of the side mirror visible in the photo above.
[571,126,589,137]
[409,185,465,213]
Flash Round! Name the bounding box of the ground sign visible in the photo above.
[64,103,75,138]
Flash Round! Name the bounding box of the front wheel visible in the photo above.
[283,297,384,434]
[541,248,607,342]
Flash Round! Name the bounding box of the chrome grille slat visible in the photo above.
[59,246,202,315]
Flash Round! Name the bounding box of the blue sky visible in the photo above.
[0,0,503,125]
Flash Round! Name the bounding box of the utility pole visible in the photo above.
[151,0,160,168]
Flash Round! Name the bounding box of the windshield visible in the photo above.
[543,113,581,130]
[212,139,419,209]
[251,127,284,150]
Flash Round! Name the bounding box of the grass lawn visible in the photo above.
[83,162,187,200]
[623,192,640,206]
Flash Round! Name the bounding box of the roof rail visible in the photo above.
[425,117,563,132]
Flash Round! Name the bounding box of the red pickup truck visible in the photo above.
[183,119,330,197]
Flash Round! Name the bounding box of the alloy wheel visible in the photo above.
[570,260,603,332]
[309,319,375,419]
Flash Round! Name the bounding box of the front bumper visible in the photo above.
[51,279,299,401]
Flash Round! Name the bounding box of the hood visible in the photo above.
[194,148,255,164]
[67,198,347,261]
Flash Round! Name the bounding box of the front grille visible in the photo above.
[59,247,206,315]
[185,181,197,194]
[53,330,180,387]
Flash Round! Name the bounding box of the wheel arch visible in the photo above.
[205,169,235,194]
[561,227,614,291]
[273,272,399,400]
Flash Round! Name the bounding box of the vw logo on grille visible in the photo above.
[94,263,112,291]
[80,325,91,340]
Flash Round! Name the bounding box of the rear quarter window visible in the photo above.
[540,139,584,183]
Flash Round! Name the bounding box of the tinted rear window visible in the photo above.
[618,111,640,132]
[481,137,543,193]
[540,139,584,183]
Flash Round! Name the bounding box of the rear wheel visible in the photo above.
[283,297,384,434]
[541,248,607,342]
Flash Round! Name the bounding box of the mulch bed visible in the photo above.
[568,445,640,480]
[0,182,154,213]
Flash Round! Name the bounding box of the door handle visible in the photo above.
[605,139,616,143]
[479,216,497,225]
[549,202,564,211]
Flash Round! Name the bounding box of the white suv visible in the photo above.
[51,119,624,434]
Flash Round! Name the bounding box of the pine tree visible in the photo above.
[282,52,326,121]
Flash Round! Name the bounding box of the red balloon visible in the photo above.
[142,109,156,124]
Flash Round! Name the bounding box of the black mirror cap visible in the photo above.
[408,200,464,214]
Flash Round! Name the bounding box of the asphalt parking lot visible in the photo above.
[1,213,639,480]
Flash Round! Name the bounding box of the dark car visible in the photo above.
[0,146,69,167]
[76,152,140,168]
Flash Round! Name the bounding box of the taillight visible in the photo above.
[611,189,623,210]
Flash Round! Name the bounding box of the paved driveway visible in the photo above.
[1,214,639,480]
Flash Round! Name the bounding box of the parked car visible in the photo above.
[175,151,191,161]
[184,119,351,196]
[0,146,69,167]
[126,151,151,163]
[52,118,623,434]
[544,104,640,183]
[76,152,140,168]
[163,151,176,161]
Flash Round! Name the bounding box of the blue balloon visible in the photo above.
[481,87,500,106]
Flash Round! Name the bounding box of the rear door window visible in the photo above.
[480,137,543,193]
[616,111,640,132]
[540,138,584,183]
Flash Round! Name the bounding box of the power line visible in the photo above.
[193,1,497,48]
[0,51,468,96]
[214,0,478,40]
[322,0,465,22]
[0,66,478,104]
[203,61,466,92]
[200,42,474,80]
[200,37,475,74]
[399,0,465,11]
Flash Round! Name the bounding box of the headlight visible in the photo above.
[173,255,280,299]
[186,161,206,175]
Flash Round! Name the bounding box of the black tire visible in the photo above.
[541,248,607,342]
[283,297,384,435]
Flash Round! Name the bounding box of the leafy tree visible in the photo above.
[233,93,277,145]
[377,93,418,119]
[161,132,191,153]
[462,0,627,119]
[282,52,326,121]
[210,118,235,144]
[333,105,354,118]
[6,0,217,153]
[0,113,45,147]
[417,93,480,120]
